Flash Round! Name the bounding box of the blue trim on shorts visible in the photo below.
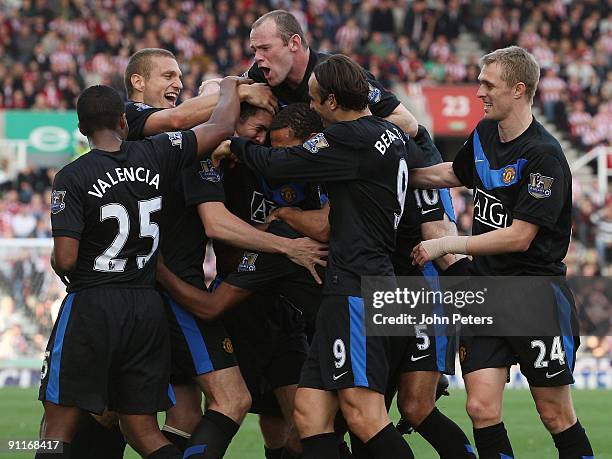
[423,263,449,372]
[465,444,476,455]
[168,297,214,375]
[438,188,456,223]
[348,296,368,387]
[184,444,207,458]
[552,284,575,370]
[46,293,75,404]
[168,384,176,405]
[500,454,514,459]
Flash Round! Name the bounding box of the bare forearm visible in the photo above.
[420,218,464,271]
[199,203,291,255]
[277,207,330,242]
[465,227,532,255]
[410,163,461,189]
[385,104,418,137]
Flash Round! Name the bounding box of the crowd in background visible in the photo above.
[0,0,610,358]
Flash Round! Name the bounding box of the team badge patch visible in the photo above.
[528,173,554,199]
[199,159,221,182]
[51,190,66,214]
[166,131,183,148]
[133,102,153,111]
[302,133,329,154]
[238,252,258,272]
[459,344,467,363]
[502,166,516,184]
[368,83,381,104]
[280,186,297,204]
[222,337,234,354]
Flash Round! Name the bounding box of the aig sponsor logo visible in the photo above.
[473,188,509,229]
[250,191,277,223]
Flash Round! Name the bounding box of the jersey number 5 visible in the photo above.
[94,196,161,272]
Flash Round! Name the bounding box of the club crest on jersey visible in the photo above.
[199,159,221,182]
[51,190,66,214]
[222,337,234,354]
[502,166,516,184]
[166,131,183,148]
[303,133,329,154]
[368,83,381,104]
[238,252,258,272]
[280,186,297,204]
[528,173,554,198]
[133,102,153,111]
[459,344,467,363]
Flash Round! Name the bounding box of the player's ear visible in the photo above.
[119,113,128,131]
[514,82,526,99]
[327,94,337,110]
[77,122,88,137]
[131,73,145,94]
[288,33,301,52]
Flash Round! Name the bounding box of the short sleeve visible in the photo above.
[148,130,199,178]
[452,131,475,188]
[50,170,84,239]
[512,152,567,230]
[364,71,401,118]
[182,157,226,207]
[125,102,164,140]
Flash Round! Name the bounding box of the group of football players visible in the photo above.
[37,9,594,459]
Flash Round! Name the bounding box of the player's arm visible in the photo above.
[51,237,79,276]
[410,162,462,189]
[385,104,419,138]
[420,216,465,271]
[190,77,242,156]
[141,82,276,135]
[157,260,251,320]
[412,219,539,267]
[267,202,330,243]
[198,202,328,284]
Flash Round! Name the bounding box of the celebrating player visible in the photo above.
[410,46,594,459]
[38,80,240,459]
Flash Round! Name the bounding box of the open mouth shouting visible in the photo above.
[164,91,180,107]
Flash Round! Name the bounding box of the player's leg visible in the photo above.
[186,366,251,458]
[273,384,302,456]
[461,336,516,459]
[70,410,127,459]
[119,413,179,458]
[397,371,475,458]
[163,383,202,450]
[259,414,290,458]
[35,402,82,458]
[294,387,340,458]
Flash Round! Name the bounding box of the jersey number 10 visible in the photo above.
[94,196,161,272]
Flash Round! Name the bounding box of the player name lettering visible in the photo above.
[374,127,405,155]
[88,167,160,198]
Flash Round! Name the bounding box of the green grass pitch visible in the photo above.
[0,388,609,458]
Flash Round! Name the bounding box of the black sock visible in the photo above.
[71,414,126,459]
[184,410,239,458]
[415,407,475,458]
[349,430,371,459]
[147,444,182,459]
[552,420,594,459]
[35,441,70,458]
[302,432,341,459]
[364,423,414,459]
[473,422,514,459]
[280,448,300,459]
[162,426,190,452]
[265,446,284,459]
[442,257,472,276]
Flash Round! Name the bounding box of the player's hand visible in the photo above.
[411,240,439,268]
[265,207,291,224]
[285,237,328,284]
[238,83,278,114]
[211,140,236,167]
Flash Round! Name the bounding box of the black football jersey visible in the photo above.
[50,131,197,291]
[245,49,400,116]
[452,118,572,276]
[125,101,164,140]
[230,116,410,296]
[125,101,226,288]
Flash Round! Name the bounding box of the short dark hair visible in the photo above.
[270,103,324,142]
[77,85,125,137]
[239,102,261,122]
[124,48,176,97]
[313,54,369,111]
[252,10,308,48]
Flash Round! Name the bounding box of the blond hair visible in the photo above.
[480,46,540,103]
